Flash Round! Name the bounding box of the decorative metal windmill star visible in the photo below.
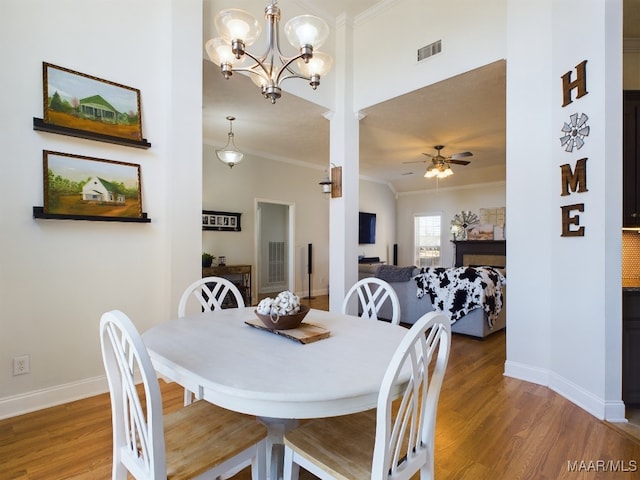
[560,113,590,152]
[450,211,479,240]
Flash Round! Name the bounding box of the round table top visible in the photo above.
[142,307,408,419]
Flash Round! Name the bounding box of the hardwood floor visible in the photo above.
[2,295,640,479]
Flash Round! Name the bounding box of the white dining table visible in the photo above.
[142,306,409,479]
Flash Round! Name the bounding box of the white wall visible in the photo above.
[503,0,554,400]
[353,0,507,110]
[0,0,203,418]
[396,183,506,268]
[505,0,623,420]
[202,145,330,298]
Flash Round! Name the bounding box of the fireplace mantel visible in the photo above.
[452,240,506,268]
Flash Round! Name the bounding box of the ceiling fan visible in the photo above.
[404,145,473,178]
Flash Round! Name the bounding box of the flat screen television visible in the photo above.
[359,212,376,244]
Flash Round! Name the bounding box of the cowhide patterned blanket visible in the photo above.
[414,266,506,327]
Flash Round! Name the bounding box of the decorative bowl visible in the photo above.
[255,304,310,330]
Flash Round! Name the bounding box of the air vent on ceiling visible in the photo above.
[417,40,442,61]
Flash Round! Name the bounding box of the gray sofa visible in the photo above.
[374,266,506,338]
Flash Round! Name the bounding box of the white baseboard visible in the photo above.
[0,375,108,420]
[2,359,628,424]
[504,359,550,386]
[604,401,628,423]
[504,360,626,422]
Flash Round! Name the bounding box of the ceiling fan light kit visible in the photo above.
[424,164,454,179]
[406,144,473,180]
[206,1,333,104]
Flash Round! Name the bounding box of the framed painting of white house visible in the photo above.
[42,63,144,143]
[43,151,143,219]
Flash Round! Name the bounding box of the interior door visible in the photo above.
[257,201,294,297]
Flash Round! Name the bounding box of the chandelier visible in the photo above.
[205,1,333,104]
[424,164,454,179]
[216,116,244,168]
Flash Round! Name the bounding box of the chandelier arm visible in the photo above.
[279,72,309,82]
[230,50,273,80]
[275,54,310,85]
[227,51,311,86]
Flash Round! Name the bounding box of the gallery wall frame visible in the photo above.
[202,210,242,231]
[34,150,149,223]
[33,62,151,149]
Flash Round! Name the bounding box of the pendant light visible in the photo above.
[216,116,244,168]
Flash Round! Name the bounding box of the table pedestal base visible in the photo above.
[258,417,299,480]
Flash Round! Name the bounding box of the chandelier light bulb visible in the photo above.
[285,15,329,49]
[206,37,242,68]
[294,23,318,45]
[227,19,252,38]
[214,9,261,46]
[296,51,333,77]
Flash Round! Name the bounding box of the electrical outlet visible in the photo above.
[13,355,30,375]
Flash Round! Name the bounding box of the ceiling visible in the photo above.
[202,0,640,194]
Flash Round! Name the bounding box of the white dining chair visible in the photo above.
[282,310,451,480]
[100,310,267,480]
[178,276,246,405]
[342,277,402,325]
[178,276,245,317]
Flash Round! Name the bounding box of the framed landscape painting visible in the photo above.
[43,150,143,219]
[42,63,144,142]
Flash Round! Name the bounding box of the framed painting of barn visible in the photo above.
[41,63,145,145]
[43,151,143,219]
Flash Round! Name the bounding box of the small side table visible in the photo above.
[202,264,252,306]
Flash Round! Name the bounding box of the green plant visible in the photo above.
[202,252,215,267]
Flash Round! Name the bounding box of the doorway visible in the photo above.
[255,200,295,298]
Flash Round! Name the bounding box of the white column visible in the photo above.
[505,0,623,420]
[166,0,203,316]
[328,15,359,312]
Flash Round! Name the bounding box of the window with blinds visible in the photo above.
[414,214,441,267]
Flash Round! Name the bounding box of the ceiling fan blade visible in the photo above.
[450,151,473,159]
[402,159,427,164]
[448,159,471,165]
[421,153,434,158]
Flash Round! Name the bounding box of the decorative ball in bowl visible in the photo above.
[255,304,310,330]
